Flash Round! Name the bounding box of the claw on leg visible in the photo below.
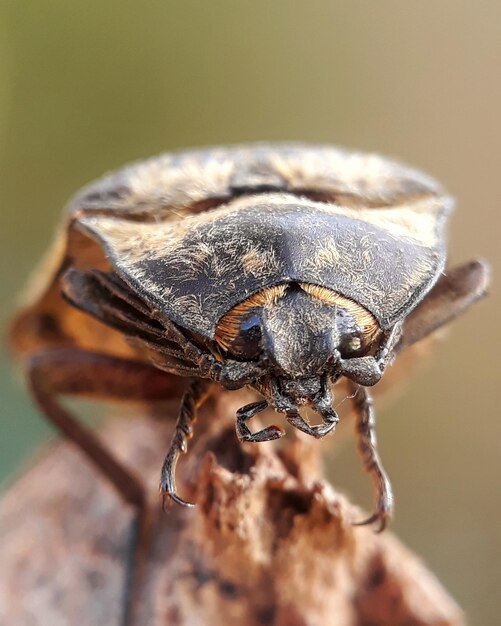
[353,511,390,533]
[161,486,196,510]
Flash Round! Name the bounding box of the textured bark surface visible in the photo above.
[0,390,463,626]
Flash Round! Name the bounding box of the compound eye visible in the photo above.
[336,308,367,357]
[229,312,263,360]
[339,333,364,357]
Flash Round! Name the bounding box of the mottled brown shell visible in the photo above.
[10,143,452,354]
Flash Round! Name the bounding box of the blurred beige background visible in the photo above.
[1,2,499,624]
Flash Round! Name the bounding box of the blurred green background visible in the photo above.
[1,2,500,624]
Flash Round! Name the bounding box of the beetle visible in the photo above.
[10,143,489,537]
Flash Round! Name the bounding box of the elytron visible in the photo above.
[10,144,489,533]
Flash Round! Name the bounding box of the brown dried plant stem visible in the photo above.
[0,390,463,626]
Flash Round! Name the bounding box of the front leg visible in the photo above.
[158,316,264,388]
[235,400,284,442]
[159,379,211,506]
[348,381,393,532]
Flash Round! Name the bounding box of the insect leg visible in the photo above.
[235,400,285,442]
[26,348,181,626]
[348,381,393,532]
[397,259,490,353]
[159,379,211,507]
[153,314,267,388]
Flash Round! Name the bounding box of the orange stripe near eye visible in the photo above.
[215,282,381,353]
[215,285,286,351]
[300,283,381,343]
